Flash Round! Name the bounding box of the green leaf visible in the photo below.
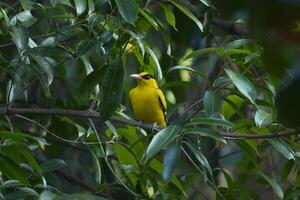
[57,26,84,42]
[197,0,212,7]
[190,117,233,128]
[115,0,138,25]
[183,47,224,60]
[99,60,125,121]
[53,193,108,200]
[74,0,87,16]
[20,0,34,10]
[224,68,257,105]
[39,191,57,200]
[1,180,23,188]
[31,55,53,97]
[255,109,272,128]
[146,46,162,80]
[139,8,159,30]
[40,159,67,173]
[150,158,186,195]
[90,148,102,184]
[162,142,181,182]
[280,160,294,182]
[76,39,95,57]
[185,142,213,178]
[267,139,294,160]
[145,125,181,160]
[11,24,28,54]
[20,148,41,174]
[161,4,177,30]
[168,0,203,32]
[114,143,138,167]
[184,128,226,143]
[222,95,245,119]
[28,47,72,58]
[226,39,252,50]
[0,154,29,185]
[259,172,284,200]
[88,0,95,15]
[11,11,37,27]
[167,65,209,81]
[79,67,105,97]
[236,140,258,165]
[204,90,221,117]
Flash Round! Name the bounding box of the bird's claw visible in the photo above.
[151,122,158,132]
[138,120,144,129]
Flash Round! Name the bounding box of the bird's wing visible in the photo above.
[129,90,134,112]
[157,89,167,113]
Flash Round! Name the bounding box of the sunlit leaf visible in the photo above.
[161,4,177,30]
[255,109,272,128]
[74,0,87,16]
[139,8,159,30]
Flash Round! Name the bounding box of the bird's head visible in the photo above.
[130,72,158,88]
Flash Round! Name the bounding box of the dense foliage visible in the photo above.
[0,0,300,199]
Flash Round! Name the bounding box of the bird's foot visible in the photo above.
[138,120,144,129]
[151,122,158,132]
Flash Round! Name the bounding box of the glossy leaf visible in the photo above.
[139,8,159,30]
[185,142,213,178]
[99,61,125,121]
[146,46,162,80]
[11,25,28,53]
[115,0,138,25]
[161,4,177,30]
[255,109,272,128]
[162,142,181,182]
[185,128,226,143]
[267,139,294,160]
[74,0,87,16]
[190,117,233,128]
[204,90,221,117]
[183,47,224,60]
[28,47,72,58]
[168,0,203,32]
[225,68,257,105]
[90,149,102,184]
[145,125,181,160]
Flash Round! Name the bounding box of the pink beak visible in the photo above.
[130,74,143,80]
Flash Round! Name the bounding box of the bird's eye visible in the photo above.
[142,74,153,80]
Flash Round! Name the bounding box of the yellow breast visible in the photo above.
[129,86,166,127]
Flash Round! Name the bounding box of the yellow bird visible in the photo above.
[129,72,167,127]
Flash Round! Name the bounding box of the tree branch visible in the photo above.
[0,107,297,140]
[0,107,161,131]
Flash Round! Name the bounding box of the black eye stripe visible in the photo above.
[142,74,154,80]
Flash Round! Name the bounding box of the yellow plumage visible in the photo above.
[129,72,167,127]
